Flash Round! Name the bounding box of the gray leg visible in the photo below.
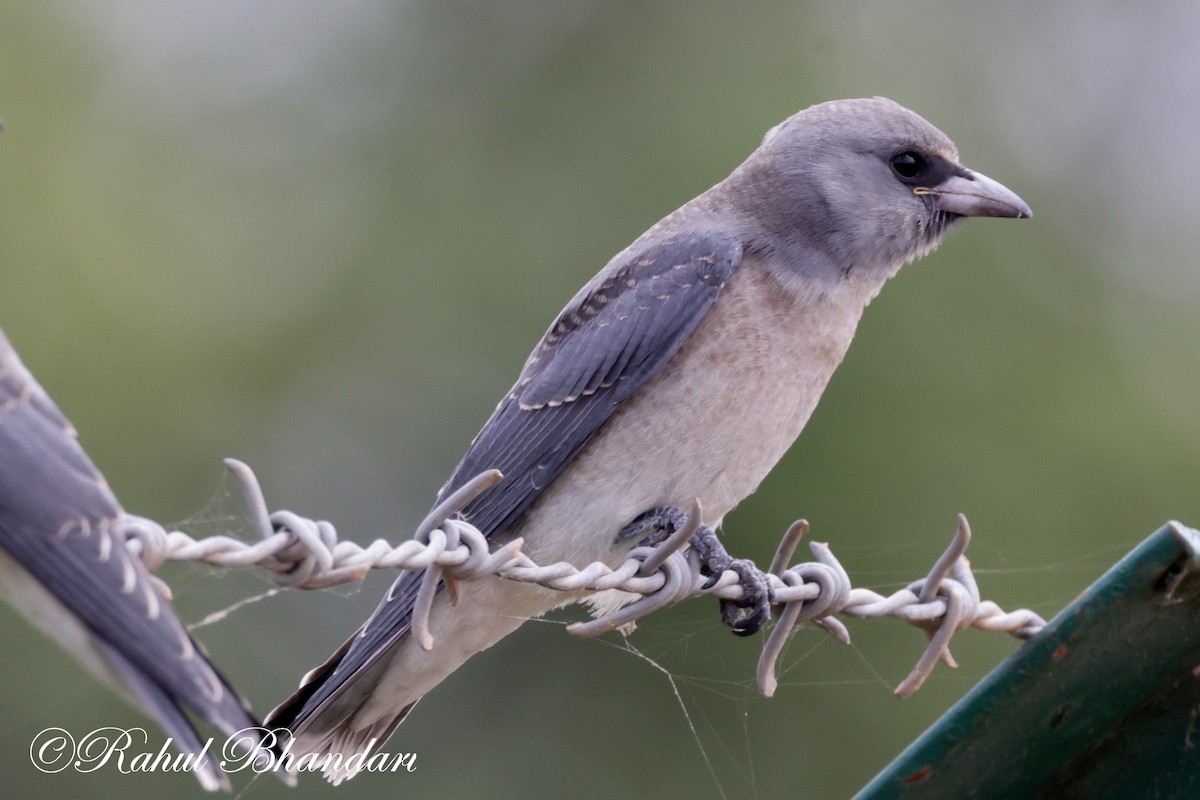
[617,506,772,636]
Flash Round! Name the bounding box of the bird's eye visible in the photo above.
[890,150,925,181]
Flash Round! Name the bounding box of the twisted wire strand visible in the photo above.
[118,458,1047,698]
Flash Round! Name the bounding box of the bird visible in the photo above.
[0,329,290,791]
[265,96,1031,783]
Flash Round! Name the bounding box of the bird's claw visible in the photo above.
[717,559,772,636]
[684,525,773,636]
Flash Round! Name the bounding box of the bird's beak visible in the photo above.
[918,169,1032,219]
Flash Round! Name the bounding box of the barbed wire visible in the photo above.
[119,458,1047,699]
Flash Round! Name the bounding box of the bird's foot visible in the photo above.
[617,505,772,637]
[689,528,772,636]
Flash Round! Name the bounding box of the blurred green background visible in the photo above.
[1,2,1198,798]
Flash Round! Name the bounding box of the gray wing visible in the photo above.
[0,329,280,790]
[269,230,742,733]
[447,228,742,534]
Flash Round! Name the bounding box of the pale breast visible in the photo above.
[516,257,884,567]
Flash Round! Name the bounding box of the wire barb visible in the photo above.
[117,462,1048,700]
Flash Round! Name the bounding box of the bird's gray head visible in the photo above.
[727,97,1030,280]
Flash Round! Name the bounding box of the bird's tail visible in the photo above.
[264,625,420,784]
[274,703,417,785]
